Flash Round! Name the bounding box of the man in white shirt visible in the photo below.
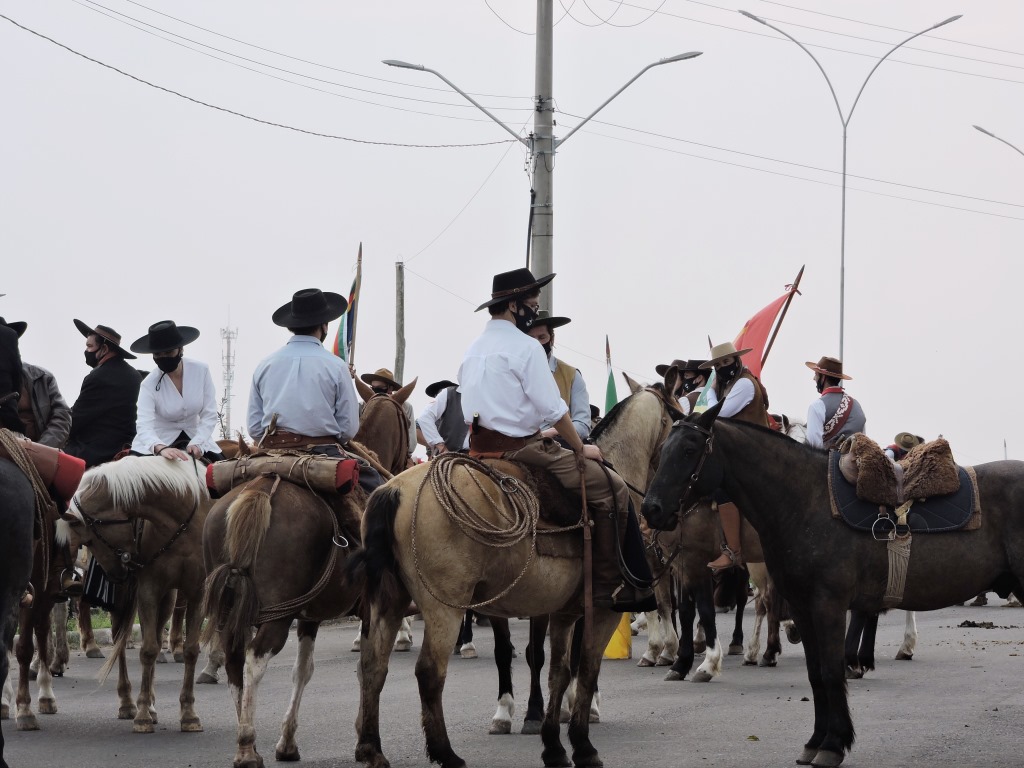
[460,268,655,613]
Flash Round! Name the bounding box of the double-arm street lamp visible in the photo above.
[385,10,701,313]
[739,10,961,360]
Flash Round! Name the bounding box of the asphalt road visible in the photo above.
[4,600,1023,768]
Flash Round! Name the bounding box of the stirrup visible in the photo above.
[707,546,741,573]
[20,584,35,609]
[60,568,84,597]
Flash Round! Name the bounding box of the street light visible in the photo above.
[739,10,961,360]
[383,49,702,312]
[973,124,1024,159]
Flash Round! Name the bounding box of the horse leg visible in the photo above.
[522,615,548,734]
[857,613,878,676]
[895,611,917,660]
[178,596,203,732]
[561,617,599,724]
[793,604,853,767]
[355,596,407,768]
[761,580,783,667]
[692,578,723,682]
[275,620,319,761]
[744,585,766,665]
[1,659,12,719]
[197,632,224,684]
[488,618,516,735]
[33,605,57,715]
[665,588,696,681]
[539,614,573,768]
[79,598,104,659]
[729,568,748,655]
[564,612,619,768]
[692,620,706,655]
[235,619,291,768]
[49,602,69,677]
[114,609,135,721]
[844,612,866,679]
[133,589,172,733]
[393,616,414,652]
[457,610,477,659]
[15,602,39,730]
[170,591,187,664]
[415,603,466,768]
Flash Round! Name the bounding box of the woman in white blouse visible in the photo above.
[129,320,224,462]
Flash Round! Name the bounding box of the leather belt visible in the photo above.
[468,425,538,454]
[260,431,339,450]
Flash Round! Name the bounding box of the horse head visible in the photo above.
[641,399,725,531]
[392,377,418,405]
[621,371,643,395]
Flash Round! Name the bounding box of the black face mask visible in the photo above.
[815,376,826,394]
[156,353,182,374]
[514,303,538,333]
[372,386,390,396]
[541,341,553,357]
[84,349,100,368]
[680,376,701,394]
[717,362,741,382]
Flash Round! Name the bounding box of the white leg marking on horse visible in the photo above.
[393,617,413,652]
[745,604,764,664]
[590,690,601,723]
[276,635,315,759]
[899,611,918,658]
[694,637,723,680]
[489,692,515,734]
[352,620,362,651]
[236,649,271,764]
[36,662,56,714]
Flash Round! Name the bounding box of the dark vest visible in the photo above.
[437,387,469,450]
[819,389,866,448]
[717,369,770,427]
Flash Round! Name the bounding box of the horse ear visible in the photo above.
[697,398,725,429]
[354,377,374,403]
[237,431,251,457]
[663,366,679,399]
[621,372,642,395]
[393,377,418,405]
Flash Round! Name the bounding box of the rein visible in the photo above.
[670,419,716,523]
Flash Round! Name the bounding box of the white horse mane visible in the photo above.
[77,455,208,510]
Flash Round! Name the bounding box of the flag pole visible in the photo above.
[760,265,804,369]
[348,243,363,366]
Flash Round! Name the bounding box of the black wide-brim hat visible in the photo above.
[530,310,571,331]
[272,288,348,328]
[73,319,137,359]
[0,317,27,338]
[654,358,687,377]
[425,379,457,398]
[475,268,555,312]
[130,320,201,354]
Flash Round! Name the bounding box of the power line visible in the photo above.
[558,111,1024,210]
[0,13,516,148]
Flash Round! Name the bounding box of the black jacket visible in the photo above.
[66,357,142,467]
[0,324,24,433]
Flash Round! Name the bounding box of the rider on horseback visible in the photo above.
[417,379,467,457]
[460,268,656,613]
[804,356,865,450]
[701,341,771,571]
[527,310,592,441]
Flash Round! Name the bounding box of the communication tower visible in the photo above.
[219,327,238,439]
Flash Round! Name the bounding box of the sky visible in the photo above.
[2,0,1022,464]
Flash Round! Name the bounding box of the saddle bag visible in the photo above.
[205,452,359,497]
[0,430,86,501]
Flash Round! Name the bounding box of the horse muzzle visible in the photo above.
[640,498,678,532]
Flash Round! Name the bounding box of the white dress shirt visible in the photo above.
[459,318,568,437]
[704,375,754,419]
[131,357,220,455]
[805,398,827,450]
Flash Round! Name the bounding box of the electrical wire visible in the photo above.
[0,13,516,148]
[483,0,584,35]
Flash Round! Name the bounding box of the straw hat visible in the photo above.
[894,432,924,452]
[699,342,752,370]
[361,368,402,389]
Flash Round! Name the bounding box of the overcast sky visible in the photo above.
[2,0,1021,463]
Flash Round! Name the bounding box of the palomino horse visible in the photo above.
[61,456,211,734]
[201,472,367,767]
[1,459,35,768]
[350,382,684,768]
[643,403,1024,767]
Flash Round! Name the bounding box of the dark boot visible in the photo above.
[591,512,656,613]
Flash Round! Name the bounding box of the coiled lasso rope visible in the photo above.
[411,453,583,611]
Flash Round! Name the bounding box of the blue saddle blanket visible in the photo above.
[828,451,980,534]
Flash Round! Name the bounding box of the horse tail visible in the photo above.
[346,484,404,611]
[224,484,273,570]
[98,578,139,683]
[200,563,258,655]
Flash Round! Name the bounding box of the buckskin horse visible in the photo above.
[350,381,684,768]
[642,402,1024,767]
[201,457,367,768]
[60,456,211,734]
[1,458,35,768]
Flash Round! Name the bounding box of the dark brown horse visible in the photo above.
[642,402,1024,767]
[201,474,366,767]
[61,456,211,734]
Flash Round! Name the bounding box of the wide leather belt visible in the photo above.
[468,426,538,454]
[260,431,339,450]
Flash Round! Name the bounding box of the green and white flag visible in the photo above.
[605,335,618,417]
[692,370,716,414]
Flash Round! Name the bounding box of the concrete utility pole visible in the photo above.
[385,5,700,313]
[394,260,406,384]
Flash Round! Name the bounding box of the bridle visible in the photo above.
[667,418,717,524]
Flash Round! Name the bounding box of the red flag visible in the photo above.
[733,292,790,379]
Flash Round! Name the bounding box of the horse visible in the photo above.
[844,609,917,679]
[354,380,417,477]
[642,402,1024,767]
[60,455,211,734]
[350,381,683,768]
[201,468,367,767]
[0,459,35,768]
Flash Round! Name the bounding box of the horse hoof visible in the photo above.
[16,714,40,731]
[521,719,542,735]
[460,643,478,659]
[970,595,988,607]
[796,747,817,765]
[196,672,219,684]
[1,703,8,719]
[589,712,600,724]
[393,640,412,652]
[691,671,713,683]
[785,624,802,644]
[541,749,571,767]
[38,698,57,715]
[811,749,845,767]
[663,670,683,682]
[86,647,105,659]
[743,658,757,666]
[156,651,168,664]
[174,651,185,664]
[50,668,64,677]
[275,745,300,761]
[758,657,778,668]
[133,720,155,734]
[489,718,511,735]
[181,718,204,733]
[845,666,863,680]
[728,644,744,656]
[894,651,913,661]
[636,656,655,667]
[119,706,137,720]
[655,656,674,667]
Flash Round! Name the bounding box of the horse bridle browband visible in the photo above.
[669,418,716,523]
